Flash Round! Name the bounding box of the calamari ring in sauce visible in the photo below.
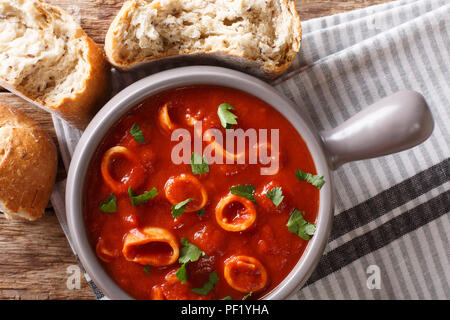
[164,174,208,213]
[100,146,145,193]
[158,103,176,132]
[122,227,180,267]
[96,238,118,263]
[215,194,256,232]
[224,255,268,293]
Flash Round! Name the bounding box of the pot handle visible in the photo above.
[320,90,434,170]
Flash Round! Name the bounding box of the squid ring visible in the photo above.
[164,174,208,212]
[122,227,180,267]
[201,129,245,163]
[215,194,256,232]
[158,103,176,132]
[100,146,144,193]
[96,238,118,263]
[223,255,268,293]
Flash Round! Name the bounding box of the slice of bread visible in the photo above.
[0,104,57,221]
[105,0,302,79]
[0,0,110,130]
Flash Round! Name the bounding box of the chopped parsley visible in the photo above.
[175,263,188,284]
[265,187,284,207]
[176,238,205,284]
[143,265,151,275]
[198,209,206,216]
[191,152,209,175]
[286,209,316,241]
[191,271,219,295]
[242,292,253,300]
[179,238,204,264]
[128,187,158,206]
[130,123,146,143]
[171,198,195,218]
[99,193,117,213]
[230,184,256,204]
[295,169,325,189]
[217,103,238,129]
[221,296,233,300]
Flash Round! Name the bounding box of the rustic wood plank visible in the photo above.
[0,0,393,300]
[296,0,391,20]
[0,211,94,299]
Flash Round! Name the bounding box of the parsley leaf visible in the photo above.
[175,263,188,284]
[191,152,209,175]
[191,271,219,295]
[286,209,316,240]
[179,238,204,264]
[144,265,151,275]
[198,209,206,216]
[217,103,238,129]
[295,169,325,189]
[176,238,205,284]
[99,193,117,213]
[265,187,284,207]
[130,123,146,143]
[221,296,233,300]
[230,184,256,204]
[171,198,195,218]
[242,292,253,300]
[128,187,158,206]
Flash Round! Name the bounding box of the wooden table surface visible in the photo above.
[0,0,391,300]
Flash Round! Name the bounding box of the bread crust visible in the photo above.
[0,104,57,221]
[0,0,111,130]
[105,0,302,79]
[47,36,111,130]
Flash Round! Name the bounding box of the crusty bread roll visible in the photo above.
[105,0,302,79]
[0,104,57,221]
[0,0,110,130]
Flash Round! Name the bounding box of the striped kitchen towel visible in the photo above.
[50,0,450,300]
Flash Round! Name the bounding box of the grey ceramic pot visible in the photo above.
[66,66,433,300]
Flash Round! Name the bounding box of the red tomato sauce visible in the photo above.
[84,85,319,300]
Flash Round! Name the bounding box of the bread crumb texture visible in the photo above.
[0,104,57,221]
[0,0,110,129]
[107,0,301,76]
[0,0,89,105]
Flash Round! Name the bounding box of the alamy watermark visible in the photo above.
[66,265,81,290]
[366,265,381,290]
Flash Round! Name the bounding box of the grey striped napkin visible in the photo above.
[50,0,450,300]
